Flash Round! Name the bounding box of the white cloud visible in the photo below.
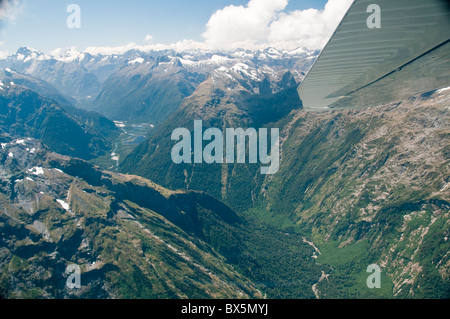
[165,39,209,52]
[268,0,353,50]
[84,40,209,56]
[0,40,7,58]
[0,50,9,59]
[85,42,143,56]
[144,34,153,43]
[44,0,354,57]
[203,0,353,51]
[0,0,24,24]
[203,0,288,50]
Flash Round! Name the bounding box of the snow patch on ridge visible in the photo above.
[57,199,70,211]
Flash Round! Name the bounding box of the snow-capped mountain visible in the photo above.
[0,46,318,123]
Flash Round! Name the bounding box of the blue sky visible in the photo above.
[0,0,351,55]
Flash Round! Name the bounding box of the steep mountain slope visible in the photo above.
[1,139,331,299]
[0,139,263,298]
[121,80,450,298]
[91,55,205,124]
[0,68,76,107]
[0,47,105,103]
[264,89,450,298]
[120,67,302,212]
[0,79,119,160]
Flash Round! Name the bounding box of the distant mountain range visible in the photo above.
[0,47,318,124]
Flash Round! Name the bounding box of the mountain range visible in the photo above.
[0,47,317,124]
[0,138,262,298]
[0,46,448,299]
[0,69,119,160]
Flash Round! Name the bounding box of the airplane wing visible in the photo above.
[298,0,450,111]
